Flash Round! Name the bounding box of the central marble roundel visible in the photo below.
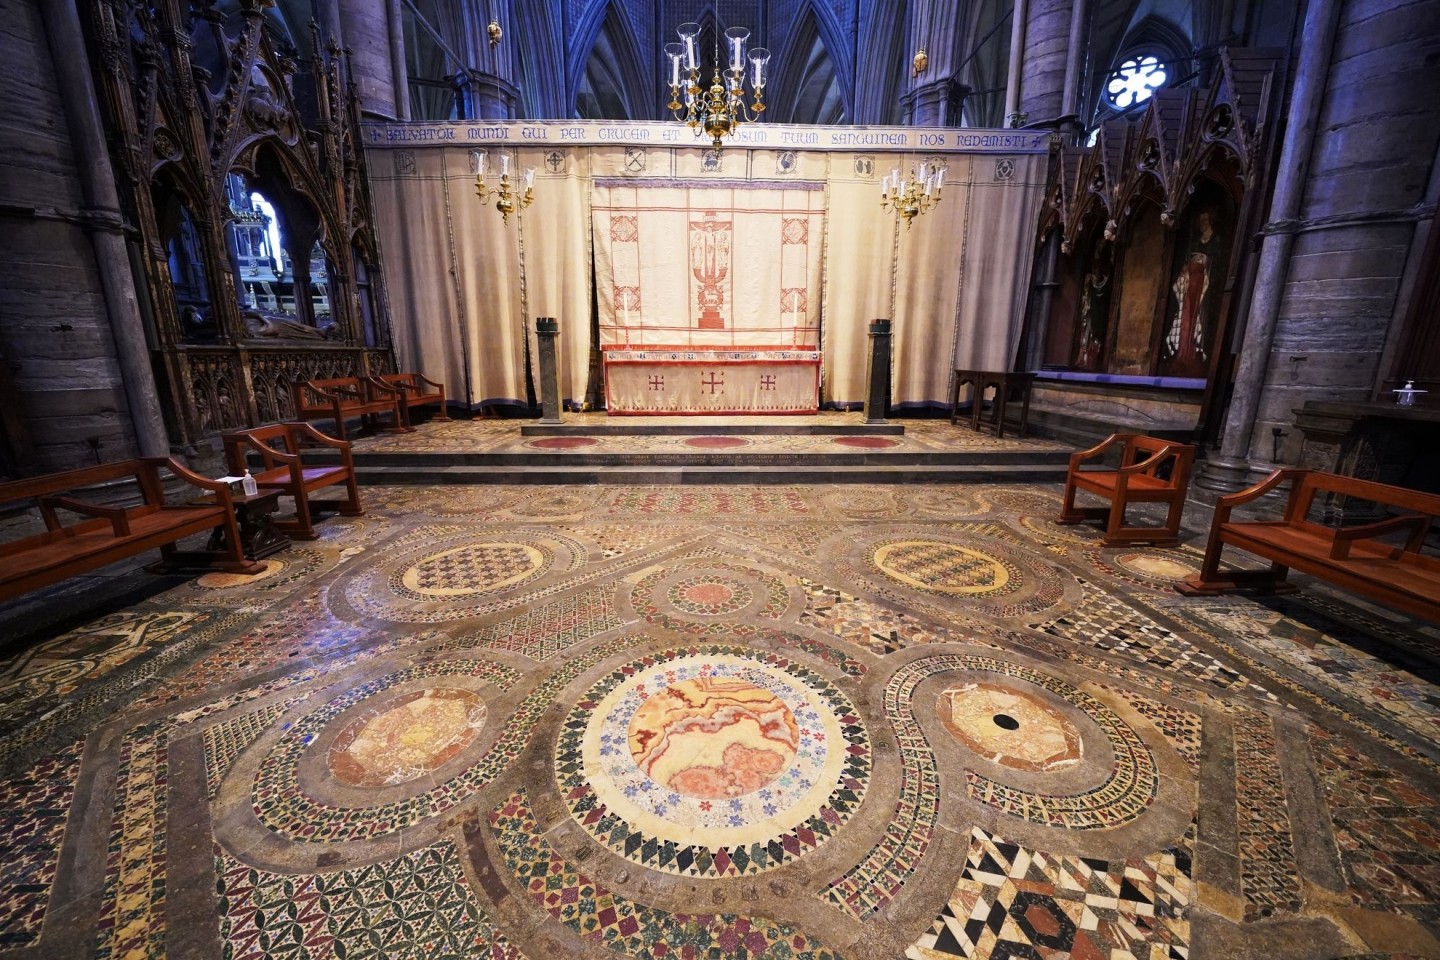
[628,676,797,798]
[872,540,1012,596]
[666,574,755,616]
[938,682,1082,772]
[557,648,870,878]
[328,688,488,787]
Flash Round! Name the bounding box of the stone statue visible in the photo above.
[242,309,326,340]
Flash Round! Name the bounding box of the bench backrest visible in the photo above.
[224,424,298,473]
[1285,471,1440,525]
[0,460,155,510]
[292,377,365,413]
[375,373,419,388]
[1122,436,1195,488]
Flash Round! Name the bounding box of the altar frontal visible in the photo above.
[363,121,1047,414]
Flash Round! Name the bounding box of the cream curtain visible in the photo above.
[365,143,1046,411]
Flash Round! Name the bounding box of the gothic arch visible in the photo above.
[770,4,850,125]
[570,1,650,120]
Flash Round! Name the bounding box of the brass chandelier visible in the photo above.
[881,161,945,228]
[472,150,533,225]
[665,21,770,149]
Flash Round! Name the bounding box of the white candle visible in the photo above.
[500,153,510,176]
[524,167,535,189]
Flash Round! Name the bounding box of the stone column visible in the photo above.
[535,317,562,424]
[905,78,970,126]
[864,319,892,424]
[1201,0,1440,492]
[1003,0,1030,127]
[1019,0,1074,124]
[336,0,408,119]
[1060,0,1088,120]
[40,0,169,457]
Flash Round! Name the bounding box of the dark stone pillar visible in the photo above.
[864,319,892,424]
[535,317,561,424]
[904,79,969,127]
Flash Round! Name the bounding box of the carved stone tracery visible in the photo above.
[90,0,396,445]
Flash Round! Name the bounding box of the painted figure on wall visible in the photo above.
[1074,250,1112,370]
[1161,186,1234,378]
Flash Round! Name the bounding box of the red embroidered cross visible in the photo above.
[759,375,777,390]
[701,372,724,394]
[648,375,665,390]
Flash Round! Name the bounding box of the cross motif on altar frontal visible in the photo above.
[759,375,776,390]
[648,375,665,391]
[701,372,724,394]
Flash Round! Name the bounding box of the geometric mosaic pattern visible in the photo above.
[444,585,622,660]
[1308,724,1440,926]
[1101,685,1204,774]
[95,722,168,960]
[216,842,524,960]
[490,789,843,960]
[1232,710,1303,920]
[824,653,1160,922]
[556,646,869,878]
[203,699,306,797]
[905,826,1191,959]
[0,741,83,947]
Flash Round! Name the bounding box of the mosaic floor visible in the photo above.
[1,482,1438,959]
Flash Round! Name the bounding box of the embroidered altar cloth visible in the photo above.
[604,350,820,415]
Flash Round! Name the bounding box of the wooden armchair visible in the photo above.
[289,377,408,441]
[1057,433,1195,546]
[223,422,363,541]
[368,373,449,425]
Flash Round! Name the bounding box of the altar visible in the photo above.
[603,349,820,415]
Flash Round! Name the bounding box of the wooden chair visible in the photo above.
[1179,469,1440,622]
[1057,433,1195,546]
[0,458,261,600]
[290,377,408,441]
[223,422,363,541]
[368,373,449,425]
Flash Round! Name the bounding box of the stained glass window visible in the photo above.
[1106,55,1167,109]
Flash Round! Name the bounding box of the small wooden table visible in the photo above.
[197,489,291,561]
[950,370,1035,439]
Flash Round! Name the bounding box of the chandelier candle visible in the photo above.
[665,19,770,148]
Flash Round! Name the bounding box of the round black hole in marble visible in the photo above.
[992,713,1020,730]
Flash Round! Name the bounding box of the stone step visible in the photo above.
[519,422,907,436]
[347,462,1072,485]
[303,449,1071,468]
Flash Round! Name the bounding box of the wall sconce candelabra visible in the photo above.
[472,151,533,225]
[664,21,770,149]
[881,161,945,228]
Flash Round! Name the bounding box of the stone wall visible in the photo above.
[1245,0,1440,466]
[0,0,136,476]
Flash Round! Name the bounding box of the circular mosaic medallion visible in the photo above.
[982,488,1065,515]
[1017,514,1106,545]
[938,682,1082,772]
[328,688,487,787]
[528,436,600,449]
[666,574,755,616]
[504,491,595,519]
[557,648,869,877]
[340,526,586,623]
[196,558,286,589]
[250,659,520,842]
[1113,551,1198,582]
[873,541,1013,596]
[823,489,905,519]
[394,542,549,600]
[831,436,899,449]
[629,561,794,630]
[852,528,1072,618]
[911,489,987,518]
[684,436,750,449]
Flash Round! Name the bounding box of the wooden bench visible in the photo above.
[223,422,364,541]
[1057,433,1195,546]
[0,458,262,601]
[368,373,449,426]
[1179,469,1440,623]
[290,377,408,441]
